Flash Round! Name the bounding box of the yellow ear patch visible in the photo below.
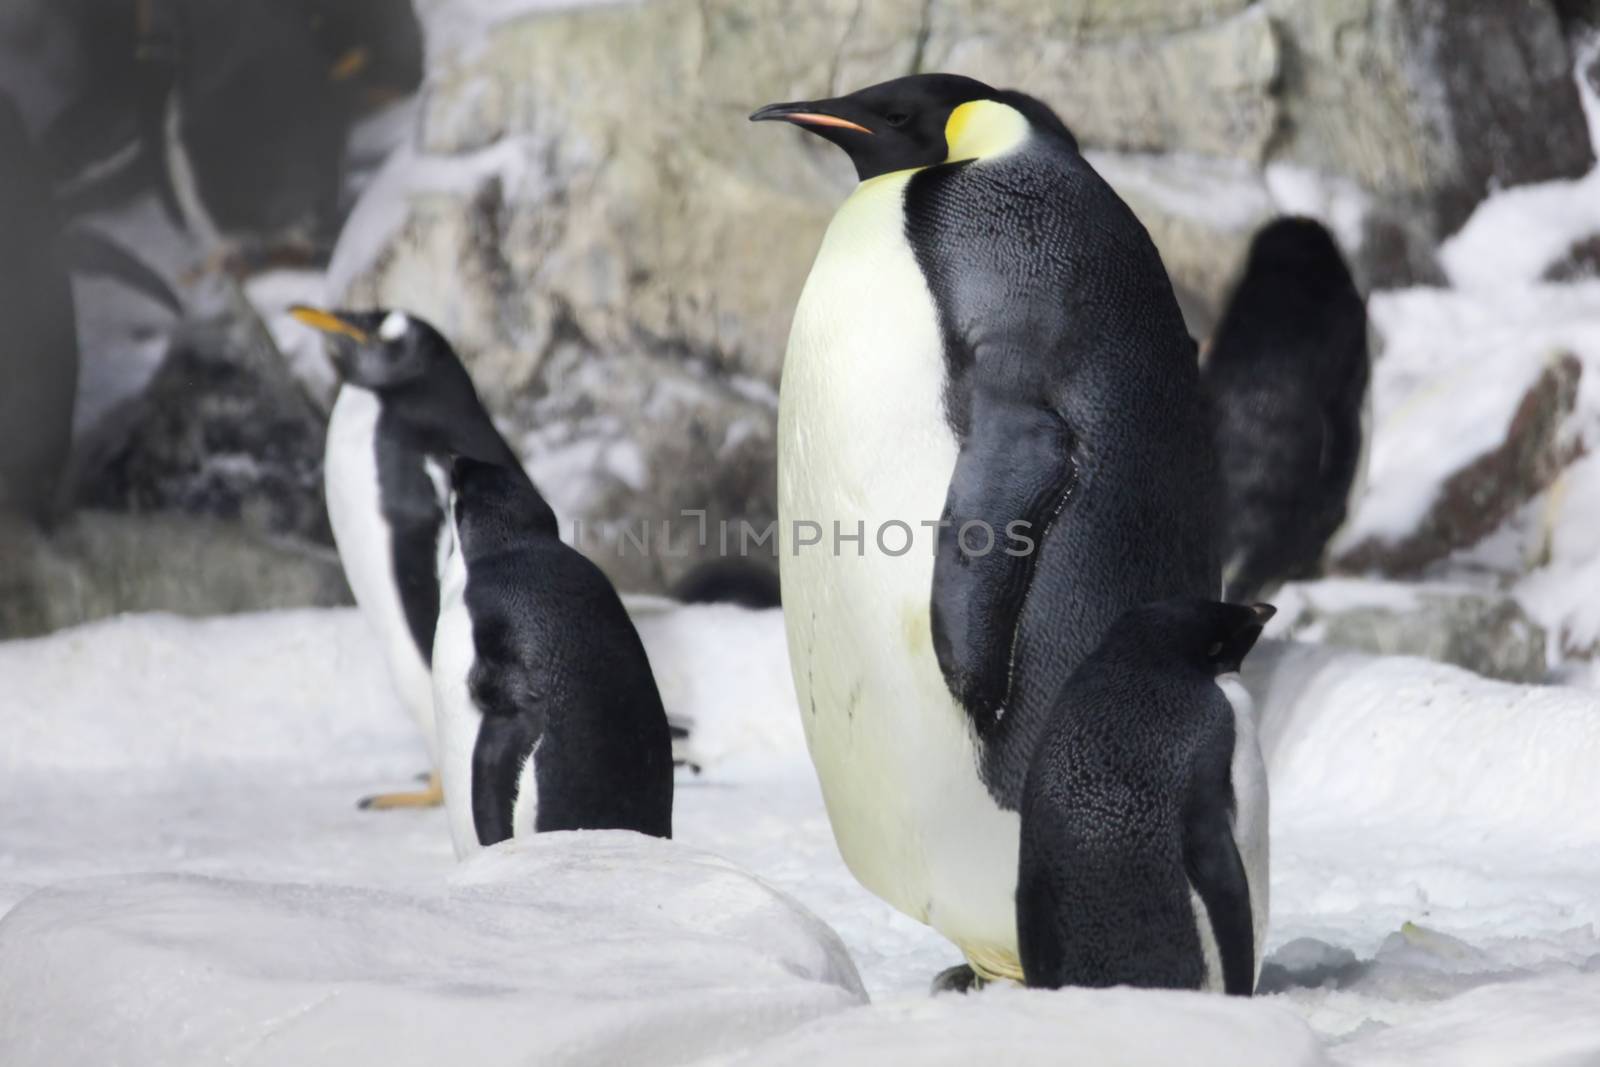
[944,100,1031,164]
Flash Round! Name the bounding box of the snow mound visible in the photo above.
[721,986,1327,1067]
[1246,640,1600,842]
[0,831,864,1067]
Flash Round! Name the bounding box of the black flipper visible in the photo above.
[930,389,1076,730]
[469,704,541,848]
[1184,805,1256,995]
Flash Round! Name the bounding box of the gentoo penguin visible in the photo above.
[1017,598,1272,995]
[1204,217,1369,603]
[433,455,674,856]
[752,75,1217,986]
[291,306,526,809]
[293,306,698,806]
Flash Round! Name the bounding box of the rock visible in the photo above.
[334,0,1593,591]
[0,833,865,1067]
[1544,234,1600,282]
[1270,579,1550,683]
[1337,351,1583,576]
[0,510,349,639]
[74,283,333,545]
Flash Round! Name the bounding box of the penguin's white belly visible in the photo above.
[325,386,438,761]
[432,538,540,860]
[778,171,1022,976]
[1190,675,1271,992]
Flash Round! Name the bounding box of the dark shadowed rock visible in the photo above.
[0,510,349,639]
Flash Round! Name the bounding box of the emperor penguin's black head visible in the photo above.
[1107,598,1276,677]
[447,455,559,561]
[750,73,1072,181]
[290,306,452,391]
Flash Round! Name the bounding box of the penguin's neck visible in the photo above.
[943,100,1033,164]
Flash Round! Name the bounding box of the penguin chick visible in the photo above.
[433,456,674,857]
[1205,217,1369,603]
[1018,598,1273,995]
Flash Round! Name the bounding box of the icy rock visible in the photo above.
[1544,234,1600,282]
[74,286,334,546]
[0,511,349,640]
[1336,351,1582,576]
[0,832,865,1067]
[723,986,1329,1066]
[1270,579,1549,683]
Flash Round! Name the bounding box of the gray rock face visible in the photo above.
[0,511,350,639]
[332,0,1593,592]
[1273,580,1550,683]
[74,285,332,545]
[1337,354,1583,577]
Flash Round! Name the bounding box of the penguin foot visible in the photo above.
[357,772,443,811]
[930,965,986,996]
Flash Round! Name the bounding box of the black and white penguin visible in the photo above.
[293,306,698,806]
[1017,598,1272,995]
[291,306,525,809]
[433,455,674,857]
[752,75,1217,985]
[1204,217,1369,603]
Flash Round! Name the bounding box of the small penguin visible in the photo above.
[433,456,674,856]
[1204,217,1369,603]
[1017,598,1272,995]
[752,75,1216,986]
[293,306,698,806]
[291,306,525,809]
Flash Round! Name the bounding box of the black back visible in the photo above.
[1204,217,1369,602]
[905,107,1218,803]
[1017,599,1268,994]
[451,458,673,844]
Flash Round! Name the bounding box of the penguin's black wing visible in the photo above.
[466,613,547,848]
[1184,726,1255,996]
[930,385,1076,728]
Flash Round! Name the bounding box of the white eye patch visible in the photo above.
[378,310,409,342]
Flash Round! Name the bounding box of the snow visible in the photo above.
[4,607,1600,1063]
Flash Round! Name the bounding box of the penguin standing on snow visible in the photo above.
[432,456,674,857]
[1204,217,1369,603]
[291,306,523,809]
[293,306,697,808]
[1018,598,1272,995]
[752,75,1217,987]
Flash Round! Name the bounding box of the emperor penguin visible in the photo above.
[291,306,528,809]
[432,456,674,857]
[752,75,1217,987]
[1204,217,1369,603]
[1017,598,1272,995]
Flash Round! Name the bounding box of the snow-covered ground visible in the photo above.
[3,606,1599,1064]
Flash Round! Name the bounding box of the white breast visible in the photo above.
[325,385,439,760]
[432,523,486,859]
[778,171,1022,977]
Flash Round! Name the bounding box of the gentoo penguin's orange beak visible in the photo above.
[749,102,873,135]
[290,305,371,343]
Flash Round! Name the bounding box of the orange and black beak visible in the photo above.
[749,101,873,136]
[289,305,371,343]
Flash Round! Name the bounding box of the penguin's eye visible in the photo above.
[885,112,910,128]
[1207,641,1224,658]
